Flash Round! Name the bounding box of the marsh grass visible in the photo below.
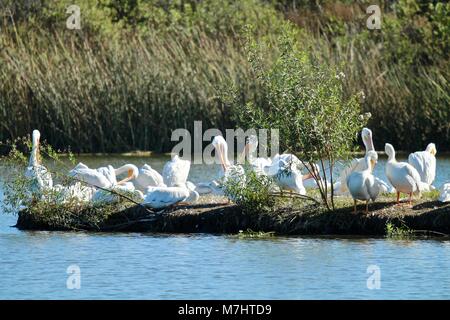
[0,27,260,153]
[0,1,448,153]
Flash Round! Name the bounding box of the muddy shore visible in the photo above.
[15,197,450,236]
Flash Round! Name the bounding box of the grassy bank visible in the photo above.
[0,0,448,153]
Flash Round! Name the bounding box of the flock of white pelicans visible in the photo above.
[25,129,450,213]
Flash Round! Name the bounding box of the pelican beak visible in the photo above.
[303,172,314,180]
[431,148,437,156]
[117,169,135,185]
[218,143,227,172]
[238,143,250,164]
[36,140,41,165]
[370,159,377,172]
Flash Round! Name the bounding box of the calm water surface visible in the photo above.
[0,155,449,299]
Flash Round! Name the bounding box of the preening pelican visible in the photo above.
[260,153,312,194]
[69,163,138,189]
[25,130,53,193]
[133,164,166,192]
[114,164,139,185]
[385,143,424,205]
[162,155,191,188]
[347,151,380,213]
[91,164,141,203]
[335,128,375,195]
[143,185,199,209]
[273,159,307,195]
[438,183,450,203]
[408,143,437,187]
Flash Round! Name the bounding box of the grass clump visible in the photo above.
[385,221,413,239]
[235,229,276,239]
[223,168,276,214]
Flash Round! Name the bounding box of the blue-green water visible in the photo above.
[0,156,449,299]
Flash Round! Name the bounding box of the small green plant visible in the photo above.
[385,222,414,239]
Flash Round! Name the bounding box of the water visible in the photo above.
[0,155,450,299]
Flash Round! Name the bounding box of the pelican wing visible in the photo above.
[69,163,112,188]
[162,157,191,187]
[97,165,117,186]
[366,176,380,201]
[405,164,423,193]
[374,177,395,194]
[143,186,189,209]
[338,157,363,192]
[134,164,165,191]
[25,164,53,192]
[408,151,436,185]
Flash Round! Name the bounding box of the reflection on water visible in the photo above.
[0,156,449,299]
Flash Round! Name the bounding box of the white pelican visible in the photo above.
[385,143,424,205]
[196,135,246,200]
[408,143,437,187]
[143,185,199,209]
[240,135,272,173]
[24,130,97,204]
[438,183,450,203]
[25,130,53,193]
[239,134,314,192]
[335,127,375,195]
[260,153,312,194]
[212,135,246,186]
[91,164,141,203]
[273,159,307,195]
[133,164,166,192]
[346,151,380,213]
[114,164,139,185]
[162,154,191,188]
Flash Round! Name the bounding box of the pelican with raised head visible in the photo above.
[25,130,53,193]
[346,151,380,213]
[212,135,246,186]
[335,127,375,195]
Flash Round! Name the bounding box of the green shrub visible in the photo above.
[223,168,276,214]
[226,23,367,210]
